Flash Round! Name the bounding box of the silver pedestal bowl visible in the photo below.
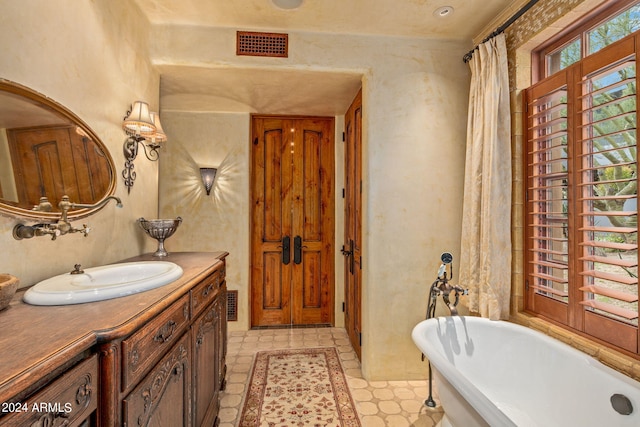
[137,217,182,257]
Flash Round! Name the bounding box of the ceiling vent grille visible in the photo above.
[236,31,288,58]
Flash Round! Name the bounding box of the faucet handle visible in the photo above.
[43,227,61,240]
[73,224,91,237]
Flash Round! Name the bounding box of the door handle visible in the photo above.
[278,236,290,265]
[294,235,306,264]
[349,239,355,273]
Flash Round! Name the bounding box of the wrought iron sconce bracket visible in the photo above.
[122,136,160,193]
[121,101,165,194]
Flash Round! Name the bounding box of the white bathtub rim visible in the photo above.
[412,316,640,427]
[412,317,516,426]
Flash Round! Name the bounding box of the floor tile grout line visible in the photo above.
[220,327,444,427]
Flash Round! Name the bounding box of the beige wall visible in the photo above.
[158,111,347,332]
[153,26,471,379]
[4,0,634,383]
[0,0,160,287]
[0,0,471,381]
[158,111,252,329]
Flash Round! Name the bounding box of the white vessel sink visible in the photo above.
[23,261,183,306]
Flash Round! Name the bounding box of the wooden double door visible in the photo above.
[250,116,335,327]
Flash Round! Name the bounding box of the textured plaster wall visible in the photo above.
[158,111,347,333]
[153,26,470,379]
[506,0,640,380]
[0,0,160,288]
[158,111,251,329]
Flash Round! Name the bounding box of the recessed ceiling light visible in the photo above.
[272,0,304,10]
[433,6,454,18]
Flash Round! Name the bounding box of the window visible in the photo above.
[536,0,640,80]
[526,29,640,355]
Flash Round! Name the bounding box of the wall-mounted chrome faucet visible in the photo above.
[13,195,122,240]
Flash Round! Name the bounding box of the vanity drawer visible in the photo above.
[0,354,98,427]
[191,265,224,317]
[121,294,190,390]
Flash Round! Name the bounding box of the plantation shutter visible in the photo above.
[526,71,572,325]
[526,35,640,354]
[577,38,639,352]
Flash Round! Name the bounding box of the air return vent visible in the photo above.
[236,31,288,58]
[227,290,238,321]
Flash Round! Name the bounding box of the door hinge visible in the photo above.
[342,188,345,198]
[342,131,346,142]
[360,180,362,194]
[360,256,362,269]
[525,279,530,290]
[342,302,345,312]
[359,332,362,346]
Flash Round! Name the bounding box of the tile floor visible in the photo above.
[219,327,444,427]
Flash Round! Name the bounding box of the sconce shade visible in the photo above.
[122,101,165,194]
[200,168,217,196]
[123,101,156,137]
[150,112,167,144]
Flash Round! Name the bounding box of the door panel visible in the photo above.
[344,90,362,358]
[263,128,285,241]
[252,118,292,325]
[8,125,111,207]
[251,116,334,327]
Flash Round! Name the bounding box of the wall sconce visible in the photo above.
[122,101,167,193]
[200,167,217,196]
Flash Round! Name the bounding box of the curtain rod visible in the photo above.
[463,0,540,63]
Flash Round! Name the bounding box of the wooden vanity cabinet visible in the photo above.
[0,354,99,427]
[0,253,227,427]
[122,333,192,427]
[99,259,227,427]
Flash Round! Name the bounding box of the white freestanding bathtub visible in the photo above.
[412,316,640,427]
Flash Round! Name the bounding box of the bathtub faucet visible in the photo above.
[426,252,468,318]
[422,252,468,408]
[438,281,468,316]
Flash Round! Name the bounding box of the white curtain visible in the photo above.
[459,33,512,320]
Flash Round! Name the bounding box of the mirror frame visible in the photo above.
[0,79,117,221]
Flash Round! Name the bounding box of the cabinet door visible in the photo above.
[0,354,98,427]
[192,298,220,427]
[123,333,191,427]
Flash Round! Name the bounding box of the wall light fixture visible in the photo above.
[200,167,218,196]
[122,101,167,193]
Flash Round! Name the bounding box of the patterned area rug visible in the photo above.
[239,347,361,426]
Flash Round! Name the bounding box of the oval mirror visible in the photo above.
[0,79,116,221]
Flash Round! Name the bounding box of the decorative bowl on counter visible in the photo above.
[137,217,182,257]
[0,274,19,311]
